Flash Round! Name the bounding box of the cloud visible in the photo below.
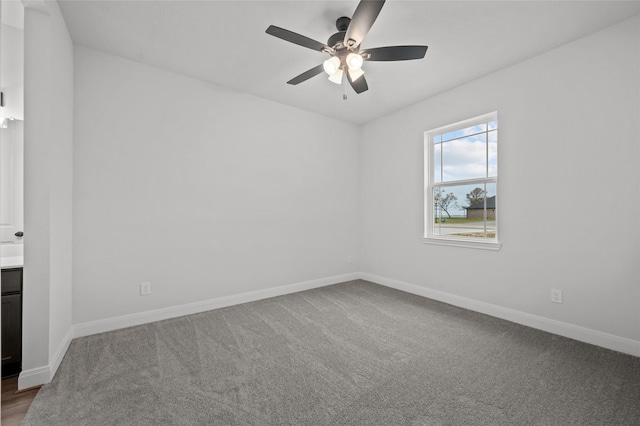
[436,137,497,181]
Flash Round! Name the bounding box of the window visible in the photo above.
[424,112,500,250]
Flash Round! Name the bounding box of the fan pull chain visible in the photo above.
[343,79,348,100]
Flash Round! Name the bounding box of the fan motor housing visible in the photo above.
[327,16,352,49]
[327,31,346,49]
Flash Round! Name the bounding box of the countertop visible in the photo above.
[1,257,23,269]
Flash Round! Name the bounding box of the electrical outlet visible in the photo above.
[551,288,562,304]
[140,282,151,296]
[347,254,352,264]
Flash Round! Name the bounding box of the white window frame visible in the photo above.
[423,112,501,250]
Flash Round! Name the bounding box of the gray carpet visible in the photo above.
[23,280,640,425]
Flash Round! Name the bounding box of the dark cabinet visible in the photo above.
[2,267,22,378]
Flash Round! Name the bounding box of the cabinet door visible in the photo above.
[2,293,22,376]
[0,120,24,244]
[1,268,22,293]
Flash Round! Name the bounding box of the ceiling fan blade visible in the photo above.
[266,25,330,52]
[287,64,325,85]
[343,0,385,49]
[347,72,369,94]
[362,45,428,61]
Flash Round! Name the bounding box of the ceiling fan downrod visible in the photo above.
[336,16,351,32]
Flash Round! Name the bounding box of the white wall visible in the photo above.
[72,47,360,325]
[360,17,640,349]
[21,0,74,389]
[47,0,73,376]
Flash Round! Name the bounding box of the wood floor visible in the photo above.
[1,376,40,426]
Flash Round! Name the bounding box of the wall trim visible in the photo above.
[361,272,640,357]
[20,273,359,388]
[73,272,360,339]
[18,326,74,390]
[22,271,638,390]
[49,327,74,381]
[18,365,49,390]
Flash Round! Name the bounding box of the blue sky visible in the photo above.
[432,120,497,217]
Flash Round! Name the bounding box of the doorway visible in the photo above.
[1,0,25,385]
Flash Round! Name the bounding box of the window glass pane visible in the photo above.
[432,191,444,230]
[441,133,488,181]
[434,143,442,183]
[482,183,497,239]
[441,123,487,142]
[488,130,497,177]
[426,113,498,244]
[432,183,496,239]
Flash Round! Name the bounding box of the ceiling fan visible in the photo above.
[265,0,428,95]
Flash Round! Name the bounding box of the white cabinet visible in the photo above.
[0,120,23,244]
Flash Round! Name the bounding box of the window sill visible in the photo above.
[422,237,502,251]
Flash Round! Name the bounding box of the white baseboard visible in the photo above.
[19,273,359,389]
[20,271,637,390]
[73,272,360,338]
[18,326,74,390]
[361,272,640,357]
[50,327,74,379]
[18,365,50,390]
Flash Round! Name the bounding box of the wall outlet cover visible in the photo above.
[551,288,562,304]
[140,282,151,296]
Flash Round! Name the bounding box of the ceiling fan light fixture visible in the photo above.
[328,68,344,84]
[266,0,428,95]
[323,56,341,75]
[346,52,363,70]
[348,67,364,82]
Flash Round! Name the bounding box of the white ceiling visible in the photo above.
[57,0,640,124]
